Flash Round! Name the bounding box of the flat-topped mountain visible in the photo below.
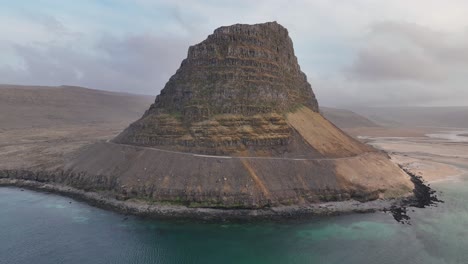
[114,22,320,154]
[145,21,318,115]
[70,22,411,209]
[1,23,414,216]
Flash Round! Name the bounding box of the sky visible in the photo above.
[1,0,468,107]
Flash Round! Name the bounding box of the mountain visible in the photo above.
[0,84,153,130]
[352,106,468,128]
[113,22,319,154]
[66,22,411,210]
[321,107,379,128]
[1,22,412,215]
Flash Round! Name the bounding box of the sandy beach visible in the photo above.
[353,128,468,184]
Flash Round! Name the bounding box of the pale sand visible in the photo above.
[344,127,434,138]
[390,154,465,183]
[372,141,468,159]
[356,127,468,184]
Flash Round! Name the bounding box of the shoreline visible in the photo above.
[426,170,466,184]
[391,154,466,184]
[0,178,407,222]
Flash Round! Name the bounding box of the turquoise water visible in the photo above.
[1,178,468,264]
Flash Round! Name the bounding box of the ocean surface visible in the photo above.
[426,130,468,143]
[1,176,467,264]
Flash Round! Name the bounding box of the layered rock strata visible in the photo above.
[0,22,414,213]
[114,22,319,154]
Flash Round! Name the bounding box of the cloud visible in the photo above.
[346,21,468,82]
[312,21,468,107]
[347,46,446,82]
[0,33,190,95]
[96,33,189,87]
[32,14,68,35]
[2,1,468,107]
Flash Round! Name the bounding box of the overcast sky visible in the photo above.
[1,0,468,107]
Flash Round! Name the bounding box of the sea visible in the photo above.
[1,173,467,264]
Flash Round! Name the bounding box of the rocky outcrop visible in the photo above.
[114,22,318,153]
[0,22,415,215]
[149,22,318,116]
[104,22,414,209]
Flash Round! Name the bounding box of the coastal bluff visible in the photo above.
[0,22,414,217]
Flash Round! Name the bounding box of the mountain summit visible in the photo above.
[114,22,320,154]
[65,22,413,211]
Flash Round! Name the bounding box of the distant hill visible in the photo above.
[352,107,468,128]
[0,84,153,129]
[321,107,379,128]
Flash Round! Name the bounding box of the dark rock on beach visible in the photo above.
[386,167,443,224]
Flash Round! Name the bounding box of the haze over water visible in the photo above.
[1,175,467,264]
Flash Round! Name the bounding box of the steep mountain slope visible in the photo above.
[62,22,412,209]
[0,23,413,214]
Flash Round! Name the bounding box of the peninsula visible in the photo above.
[0,22,416,219]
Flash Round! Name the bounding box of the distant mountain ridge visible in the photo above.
[320,107,379,128]
[352,107,468,128]
[0,84,153,129]
[0,84,382,131]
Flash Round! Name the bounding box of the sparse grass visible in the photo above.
[167,111,183,120]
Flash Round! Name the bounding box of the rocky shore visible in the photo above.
[1,155,442,222]
[0,177,408,221]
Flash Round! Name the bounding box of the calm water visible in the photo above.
[426,130,468,143]
[1,177,468,264]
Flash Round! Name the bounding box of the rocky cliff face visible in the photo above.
[150,21,318,116]
[114,22,318,154]
[45,22,413,210]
